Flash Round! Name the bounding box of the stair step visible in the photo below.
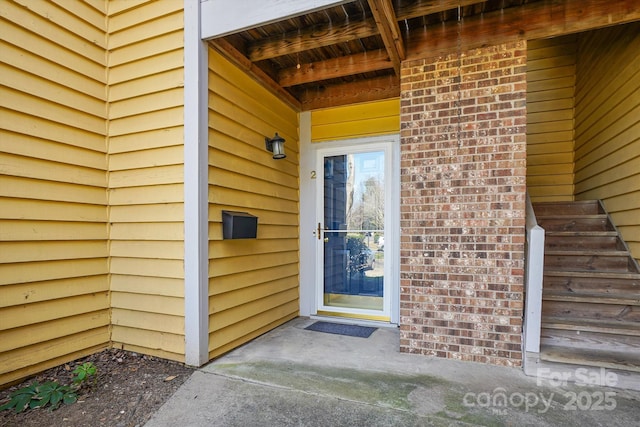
[540,328,640,353]
[543,271,640,294]
[542,300,640,323]
[543,290,640,305]
[544,251,634,272]
[544,234,621,250]
[533,200,602,216]
[541,317,640,337]
[544,270,640,280]
[537,216,613,232]
[539,345,640,373]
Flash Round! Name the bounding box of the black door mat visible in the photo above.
[305,321,377,338]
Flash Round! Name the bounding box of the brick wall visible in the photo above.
[399,40,527,367]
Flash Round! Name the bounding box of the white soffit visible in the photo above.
[201,0,352,39]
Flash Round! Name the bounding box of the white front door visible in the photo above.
[314,139,398,322]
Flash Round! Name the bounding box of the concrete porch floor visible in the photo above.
[145,317,640,426]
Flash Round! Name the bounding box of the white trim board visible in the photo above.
[201,0,351,39]
[184,0,210,367]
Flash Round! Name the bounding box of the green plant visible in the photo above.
[0,361,97,413]
[0,382,40,413]
[32,381,77,410]
[0,381,77,413]
[73,362,97,386]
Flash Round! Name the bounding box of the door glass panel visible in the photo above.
[323,152,384,312]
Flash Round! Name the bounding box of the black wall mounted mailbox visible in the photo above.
[222,211,258,239]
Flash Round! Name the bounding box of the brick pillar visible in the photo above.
[399,40,527,367]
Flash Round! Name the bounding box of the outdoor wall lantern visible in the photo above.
[265,132,286,159]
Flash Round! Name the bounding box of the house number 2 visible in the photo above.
[310,171,316,179]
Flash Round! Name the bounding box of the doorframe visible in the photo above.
[299,120,400,324]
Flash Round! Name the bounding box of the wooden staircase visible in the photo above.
[532,200,640,389]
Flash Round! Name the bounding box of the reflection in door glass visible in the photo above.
[323,152,384,312]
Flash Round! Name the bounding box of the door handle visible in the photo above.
[317,222,322,240]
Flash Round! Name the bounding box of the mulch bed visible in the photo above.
[0,348,195,427]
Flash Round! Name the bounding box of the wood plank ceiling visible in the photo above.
[208,0,640,111]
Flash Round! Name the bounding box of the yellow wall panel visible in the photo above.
[111,309,184,335]
[0,0,109,386]
[208,301,298,357]
[106,0,186,362]
[111,293,184,317]
[0,241,108,263]
[0,259,108,286]
[108,183,184,205]
[110,203,184,223]
[0,198,106,222]
[574,23,640,262]
[0,292,109,330]
[110,222,184,241]
[109,49,183,85]
[1,20,105,82]
[109,126,183,154]
[526,36,576,202]
[0,109,106,152]
[108,164,184,188]
[110,240,183,259]
[0,64,106,118]
[111,325,184,355]
[0,276,108,308]
[109,88,184,120]
[0,311,110,353]
[0,131,106,170]
[207,46,299,358]
[108,0,183,33]
[110,258,184,279]
[109,30,184,67]
[0,328,109,386]
[111,275,183,298]
[109,68,184,102]
[210,264,298,295]
[311,99,400,141]
[108,148,181,175]
[0,152,106,187]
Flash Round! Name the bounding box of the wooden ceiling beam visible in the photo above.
[405,0,640,60]
[248,18,380,62]
[395,0,484,21]
[279,49,393,87]
[368,0,406,74]
[299,75,400,110]
[210,39,302,112]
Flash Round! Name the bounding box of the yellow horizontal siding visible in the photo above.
[1,18,105,82]
[311,98,400,141]
[526,36,576,203]
[111,309,184,335]
[0,130,106,170]
[0,330,109,386]
[574,23,640,263]
[0,311,110,353]
[109,145,184,173]
[110,275,183,298]
[0,292,109,330]
[108,183,184,205]
[0,276,109,308]
[0,0,109,386]
[106,0,185,360]
[111,325,184,355]
[0,241,108,263]
[109,126,184,154]
[110,202,184,222]
[109,68,184,102]
[207,46,299,358]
